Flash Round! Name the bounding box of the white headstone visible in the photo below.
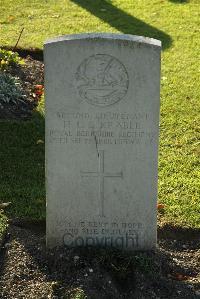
[45,33,161,250]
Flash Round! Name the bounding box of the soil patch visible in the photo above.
[0,225,199,299]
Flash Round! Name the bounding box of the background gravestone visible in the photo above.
[45,33,161,250]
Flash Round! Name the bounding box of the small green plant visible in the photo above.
[70,288,87,299]
[0,72,26,107]
[134,253,154,273]
[0,49,22,70]
[0,210,8,240]
[37,93,45,116]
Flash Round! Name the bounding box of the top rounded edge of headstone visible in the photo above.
[44,33,161,48]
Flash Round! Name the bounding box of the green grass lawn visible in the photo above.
[0,0,199,228]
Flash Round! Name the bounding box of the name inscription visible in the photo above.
[48,111,156,146]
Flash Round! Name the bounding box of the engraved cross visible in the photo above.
[81,150,123,217]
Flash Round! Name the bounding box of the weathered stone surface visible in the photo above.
[45,33,161,250]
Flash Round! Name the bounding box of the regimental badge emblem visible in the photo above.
[76,54,129,107]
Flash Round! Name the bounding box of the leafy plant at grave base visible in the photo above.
[36,93,45,115]
[0,210,8,241]
[0,72,26,107]
[134,253,154,273]
[98,249,154,282]
[69,288,87,299]
[0,49,23,70]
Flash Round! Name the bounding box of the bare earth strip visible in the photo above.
[0,225,199,299]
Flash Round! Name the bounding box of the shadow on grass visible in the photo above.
[168,0,188,3]
[70,0,172,50]
[2,46,43,61]
[158,223,200,241]
[0,111,45,220]
[3,0,173,60]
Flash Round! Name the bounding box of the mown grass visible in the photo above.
[0,0,199,228]
[0,106,45,220]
